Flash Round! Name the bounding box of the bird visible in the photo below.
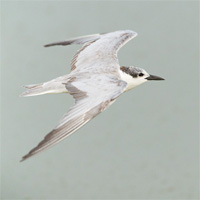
[20,30,164,161]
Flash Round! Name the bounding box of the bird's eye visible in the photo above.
[138,73,144,77]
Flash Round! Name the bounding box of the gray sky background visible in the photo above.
[1,1,199,199]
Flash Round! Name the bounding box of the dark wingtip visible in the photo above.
[20,157,26,162]
[44,44,54,47]
[44,41,73,48]
[43,43,59,47]
[20,152,34,162]
[20,155,29,162]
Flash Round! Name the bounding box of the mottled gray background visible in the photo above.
[1,1,199,199]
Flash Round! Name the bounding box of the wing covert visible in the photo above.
[70,30,137,73]
[21,76,127,161]
[44,30,137,73]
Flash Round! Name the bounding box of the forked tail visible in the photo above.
[20,83,52,97]
[20,77,68,97]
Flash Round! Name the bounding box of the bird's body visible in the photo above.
[21,30,164,161]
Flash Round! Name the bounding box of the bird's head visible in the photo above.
[120,66,164,91]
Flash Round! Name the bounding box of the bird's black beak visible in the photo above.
[145,74,165,81]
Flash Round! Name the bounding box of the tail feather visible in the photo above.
[24,84,42,89]
[20,83,48,97]
[20,77,69,97]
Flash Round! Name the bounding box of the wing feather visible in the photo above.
[44,30,137,72]
[44,34,100,47]
[21,108,89,161]
[21,77,127,161]
[70,30,137,73]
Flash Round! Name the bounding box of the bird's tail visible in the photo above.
[20,76,69,97]
[20,83,51,97]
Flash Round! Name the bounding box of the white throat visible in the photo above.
[119,70,147,91]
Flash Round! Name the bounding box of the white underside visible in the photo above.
[21,70,148,97]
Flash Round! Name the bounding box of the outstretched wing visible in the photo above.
[44,30,138,72]
[44,33,101,47]
[21,75,127,161]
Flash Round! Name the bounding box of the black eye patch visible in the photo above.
[138,73,144,77]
